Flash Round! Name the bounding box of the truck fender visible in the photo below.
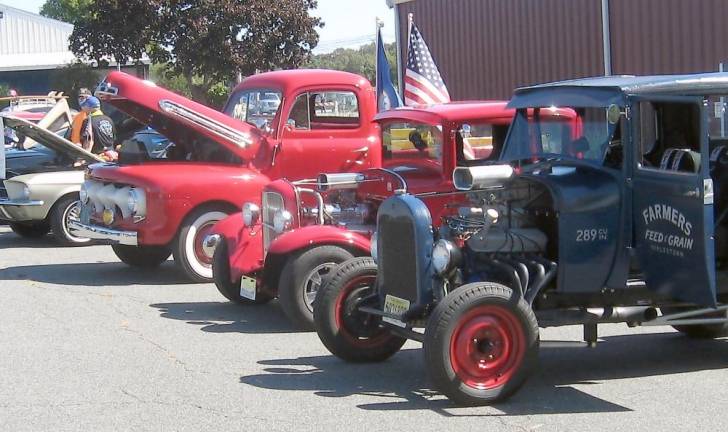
[210,213,266,282]
[266,225,371,257]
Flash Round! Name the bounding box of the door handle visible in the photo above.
[352,146,369,153]
[685,188,700,198]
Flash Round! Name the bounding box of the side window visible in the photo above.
[639,101,701,173]
[456,123,506,165]
[383,122,443,167]
[286,91,360,131]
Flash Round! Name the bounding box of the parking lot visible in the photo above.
[1,224,727,432]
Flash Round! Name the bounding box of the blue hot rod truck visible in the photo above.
[313,72,728,405]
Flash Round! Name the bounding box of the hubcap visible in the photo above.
[193,222,217,265]
[302,262,337,312]
[449,305,526,390]
[63,200,90,242]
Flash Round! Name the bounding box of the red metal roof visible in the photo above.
[233,69,373,94]
[375,100,514,124]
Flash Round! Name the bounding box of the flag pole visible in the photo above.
[376,17,383,85]
[407,13,414,59]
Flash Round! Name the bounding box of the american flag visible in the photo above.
[404,22,450,106]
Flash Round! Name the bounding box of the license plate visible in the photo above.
[382,295,410,328]
[80,204,91,225]
[240,276,257,300]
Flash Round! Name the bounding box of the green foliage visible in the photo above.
[69,0,322,105]
[305,42,399,88]
[206,82,232,111]
[150,63,231,110]
[49,62,102,109]
[0,83,9,109]
[39,0,95,23]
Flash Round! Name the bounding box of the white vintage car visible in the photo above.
[0,115,104,245]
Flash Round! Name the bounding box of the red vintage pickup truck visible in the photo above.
[70,70,380,281]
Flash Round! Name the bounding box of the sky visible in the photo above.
[0,0,396,53]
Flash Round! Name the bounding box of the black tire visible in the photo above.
[213,236,272,305]
[50,195,92,246]
[662,307,728,339]
[9,221,50,238]
[279,246,354,330]
[313,257,406,362]
[174,206,231,282]
[112,244,172,268]
[423,282,539,406]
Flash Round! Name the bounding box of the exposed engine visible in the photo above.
[438,177,558,304]
[321,190,375,234]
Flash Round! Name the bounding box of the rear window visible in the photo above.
[287,91,360,130]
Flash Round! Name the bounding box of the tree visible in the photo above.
[49,62,102,109]
[69,0,159,68]
[69,0,322,105]
[40,0,95,23]
[150,63,231,110]
[0,83,9,109]
[305,42,399,88]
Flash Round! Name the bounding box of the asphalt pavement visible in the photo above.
[1,224,727,431]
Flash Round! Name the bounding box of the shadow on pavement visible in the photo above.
[1,261,192,286]
[150,301,306,334]
[240,332,728,415]
[0,229,69,249]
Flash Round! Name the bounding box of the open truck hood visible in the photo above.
[3,116,104,164]
[95,72,264,161]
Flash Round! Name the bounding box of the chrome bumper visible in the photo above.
[68,220,138,246]
[0,198,45,220]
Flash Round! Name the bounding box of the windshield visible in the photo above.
[502,106,621,165]
[223,88,282,131]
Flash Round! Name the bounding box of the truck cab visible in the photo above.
[314,72,728,406]
[70,70,379,281]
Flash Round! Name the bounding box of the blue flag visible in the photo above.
[376,28,402,112]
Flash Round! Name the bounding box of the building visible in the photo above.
[0,4,146,95]
[387,0,728,100]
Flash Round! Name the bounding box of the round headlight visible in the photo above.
[242,202,261,227]
[127,188,145,216]
[273,210,293,233]
[21,185,30,200]
[432,239,456,274]
[127,189,139,213]
[370,231,378,263]
[79,183,89,204]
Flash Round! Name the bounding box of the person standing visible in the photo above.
[80,96,116,160]
[70,88,91,145]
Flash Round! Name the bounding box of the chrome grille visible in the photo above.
[262,191,284,251]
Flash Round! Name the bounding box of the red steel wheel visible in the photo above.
[424,282,539,406]
[449,305,526,390]
[314,257,406,362]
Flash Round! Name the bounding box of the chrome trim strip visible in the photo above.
[0,199,44,207]
[158,99,253,148]
[68,220,138,246]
